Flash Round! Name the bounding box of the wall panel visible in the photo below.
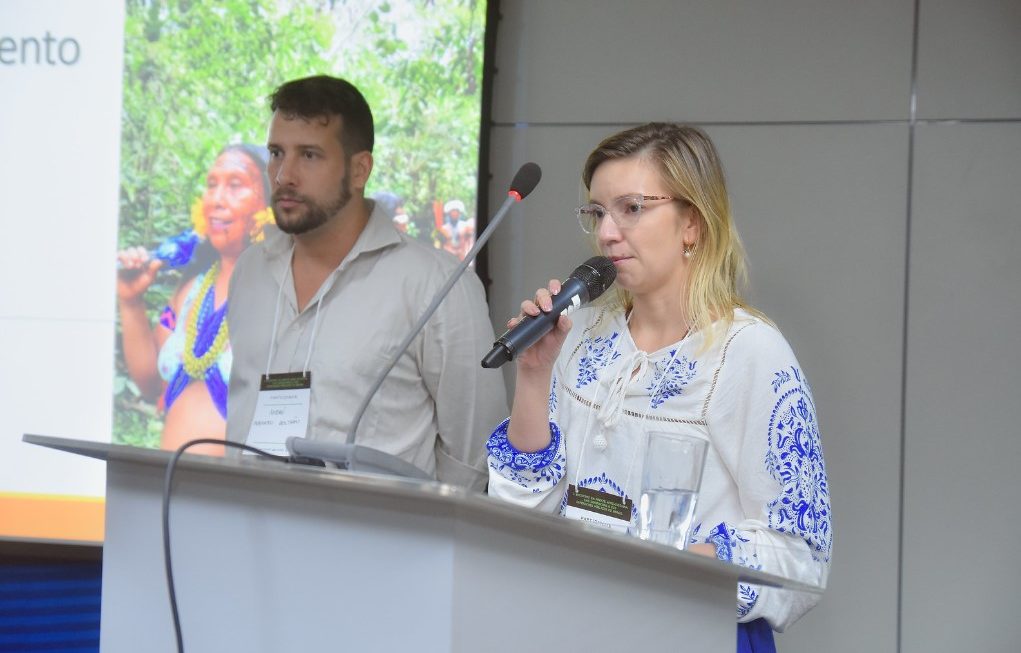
[492,0,914,124]
[916,0,1021,119]
[902,123,1021,652]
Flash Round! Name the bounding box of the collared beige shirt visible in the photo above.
[226,200,507,490]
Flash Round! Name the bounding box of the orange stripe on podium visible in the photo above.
[0,493,105,543]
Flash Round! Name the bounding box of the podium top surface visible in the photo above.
[23,433,822,594]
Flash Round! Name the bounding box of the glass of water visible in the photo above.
[634,431,708,550]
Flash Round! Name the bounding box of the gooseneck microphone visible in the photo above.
[481,256,617,369]
[507,163,542,202]
[286,163,542,476]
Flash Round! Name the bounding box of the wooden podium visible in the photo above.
[24,434,817,652]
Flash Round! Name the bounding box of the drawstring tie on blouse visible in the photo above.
[596,350,651,435]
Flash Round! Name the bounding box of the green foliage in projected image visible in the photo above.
[348,0,486,215]
[114,0,486,446]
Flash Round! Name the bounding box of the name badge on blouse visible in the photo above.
[245,372,312,456]
[563,484,633,533]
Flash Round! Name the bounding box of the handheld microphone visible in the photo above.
[481,256,617,369]
[286,163,543,476]
[116,230,200,271]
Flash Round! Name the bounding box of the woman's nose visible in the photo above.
[597,213,623,244]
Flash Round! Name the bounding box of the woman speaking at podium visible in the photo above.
[486,123,832,652]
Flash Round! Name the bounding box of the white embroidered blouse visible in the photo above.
[487,306,833,632]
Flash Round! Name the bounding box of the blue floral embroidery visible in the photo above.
[707,522,762,617]
[707,522,734,562]
[487,418,565,490]
[575,332,621,388]
[706,522,758,565]
[771,369,791,393]
[578,471,624,496]
[488,460,532,488]
[548,373,558,417]
[689,522,703,547]
[646,351,697,409]
[737,585,759,619]
[766,367,833,562]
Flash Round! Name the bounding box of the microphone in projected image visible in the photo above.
[286,162,543,476]
[114,229,201,271]
[481,256,617,369]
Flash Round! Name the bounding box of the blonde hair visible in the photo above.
[582,123,768,349]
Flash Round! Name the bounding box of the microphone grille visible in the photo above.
[509,162,542,199]
[572,256,617,301]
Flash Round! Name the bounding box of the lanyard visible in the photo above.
[263,246,330,378]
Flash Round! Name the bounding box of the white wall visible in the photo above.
[0,0,123,500]
[484,1,1021,651]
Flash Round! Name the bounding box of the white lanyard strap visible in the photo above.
[263,248,293,378]
[302,298,324,375]
[263,246,326,378]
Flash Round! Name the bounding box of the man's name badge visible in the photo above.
[246,372,312,456]
[563,484,633,533]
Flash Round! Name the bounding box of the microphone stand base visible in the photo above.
[286,437,432,481]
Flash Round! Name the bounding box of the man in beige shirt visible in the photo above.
[226,75,507,490]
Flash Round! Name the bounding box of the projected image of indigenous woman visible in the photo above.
[115,145,273,454]
[111,0,488,454]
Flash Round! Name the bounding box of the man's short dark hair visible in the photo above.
[269,75,374,155]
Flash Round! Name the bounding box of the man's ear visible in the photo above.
[350,151,373,191]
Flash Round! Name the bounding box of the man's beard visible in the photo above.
[273,172,352,235]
